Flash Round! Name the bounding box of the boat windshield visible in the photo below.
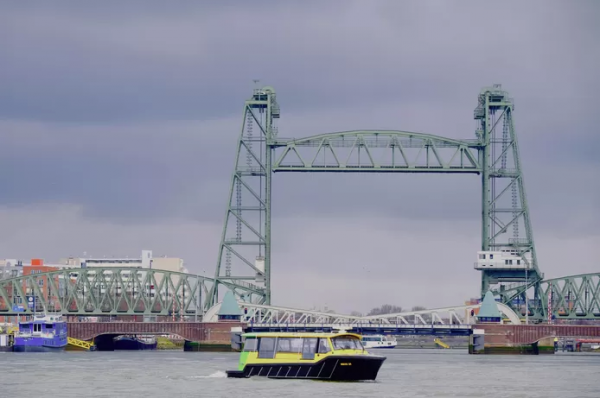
[331,336,363,350]
[362,336,383,342]
[243,337,257,352]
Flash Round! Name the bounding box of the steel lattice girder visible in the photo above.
[271,131,481,172]
[496,273,600,320]
[0,267,261,316]
[230,301,521,326]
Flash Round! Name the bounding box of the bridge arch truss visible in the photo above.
[1,268,597,322]
[0,267,261,317]
[496,272,600,321]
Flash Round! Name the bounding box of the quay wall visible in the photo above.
[476,324,600,344]
[68,321,244,344]
[470,324,600,355]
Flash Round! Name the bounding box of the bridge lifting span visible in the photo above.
[208,84,547,315]
[204,300,522,326]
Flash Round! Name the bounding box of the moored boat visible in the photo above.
[13,314,67,352]
[226,331,386,381]
[361,334,397,349]
[114,335,157,350]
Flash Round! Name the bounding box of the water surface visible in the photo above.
[1,349,598,397]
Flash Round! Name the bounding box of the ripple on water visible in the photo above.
[0,349,599,398]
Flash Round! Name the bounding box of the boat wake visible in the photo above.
[197,371,227,378]
[166,371,228,380]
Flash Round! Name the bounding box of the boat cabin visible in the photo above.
[240,332,364,363]
[18,314,67,337]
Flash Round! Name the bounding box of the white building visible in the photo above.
[60,250,187,273]
[60,250,189,299]
[474,248,533,270]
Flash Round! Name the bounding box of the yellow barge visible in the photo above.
[226,331,386,381]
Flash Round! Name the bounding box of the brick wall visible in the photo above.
[475,324,600,345]
[68,321,245,344]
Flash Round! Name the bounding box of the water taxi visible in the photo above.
[361,334,397,349]
[226,331,386,381]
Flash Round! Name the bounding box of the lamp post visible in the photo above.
[525,265,528,325]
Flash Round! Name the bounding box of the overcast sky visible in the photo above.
[0,0,598,314]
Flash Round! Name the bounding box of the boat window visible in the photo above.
[318,338,331,353]
[302,338,317,354]
[277,338,302,353]
[257,337,276,358]
[243,337,257,352]
[301,338,317,360]
[332,336,362,350]
[45,324,54,329]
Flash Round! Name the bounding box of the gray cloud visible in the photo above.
[2,1,598,122]
[0,0,598,310]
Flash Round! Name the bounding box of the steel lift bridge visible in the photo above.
[0,85,599,324]
[206,83,600,323]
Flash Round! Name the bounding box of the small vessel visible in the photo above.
[226,331,386,381]
[114,335,157,350]
[0,333,13,352]
[0,324,16,352]
[13,314,67,352]
[361,334,397,349]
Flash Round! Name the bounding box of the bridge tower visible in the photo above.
[208,86,280,307]
[474,84,542,299]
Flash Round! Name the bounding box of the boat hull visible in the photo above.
[13,344,66,352]
[13,336,67,352]
[114,337,157,350]
[366,345,397,349]
[226,355,386,381]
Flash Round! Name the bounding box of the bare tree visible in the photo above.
[411,306,427,312]
[367,304,403,316]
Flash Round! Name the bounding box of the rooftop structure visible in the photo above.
[218,291,242,321]
[474,249,533,271]
[476,291,502,323]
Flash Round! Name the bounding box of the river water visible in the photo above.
[1,349,598,397]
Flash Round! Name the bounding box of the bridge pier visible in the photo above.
[469,324,600,355]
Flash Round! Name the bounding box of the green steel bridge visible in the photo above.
[0,267,598,321]
[0,84,597,322]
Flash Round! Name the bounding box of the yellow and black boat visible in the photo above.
[226,331,386,381]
